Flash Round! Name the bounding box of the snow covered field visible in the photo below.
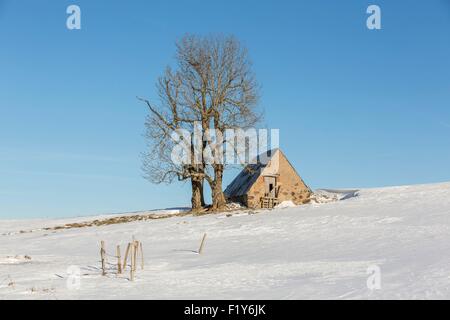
[1,182,450,300]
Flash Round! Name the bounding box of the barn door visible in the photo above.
[264,176,277,197]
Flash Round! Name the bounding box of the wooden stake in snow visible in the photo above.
[133,241,138,272]
[100,241,106,276]
[139,242,144,270]
[198,233,207,254]
[130,243,135,281]
[116,245,122,274]
[123,243,131,271]
[112,238,144,281]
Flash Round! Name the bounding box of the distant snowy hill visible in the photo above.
[1,182,450,299]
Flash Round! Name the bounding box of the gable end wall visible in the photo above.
[246,151,311,208]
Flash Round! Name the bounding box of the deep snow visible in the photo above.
[1,182,450,300]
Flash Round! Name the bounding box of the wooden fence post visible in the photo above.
[130,243,135,281]
[140,242,144,270]
[133,241,138,272]
[198,233,207,254]
[116,245,122,274]
[123,243,131,271]
[100,241,106,276]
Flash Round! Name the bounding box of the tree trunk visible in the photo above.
[191,178,203,211]
[211,165,226,210]
[200,180,206,207]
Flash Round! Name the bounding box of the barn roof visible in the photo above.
[224,149,279,198]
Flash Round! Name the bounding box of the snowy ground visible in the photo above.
[1,182,450,300]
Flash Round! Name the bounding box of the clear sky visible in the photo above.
[1,0,449,219]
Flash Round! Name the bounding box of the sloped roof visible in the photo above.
[224,149,278,198]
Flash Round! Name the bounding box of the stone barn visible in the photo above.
[224,149,312,209]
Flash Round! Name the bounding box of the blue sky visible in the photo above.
[0,0,449,219]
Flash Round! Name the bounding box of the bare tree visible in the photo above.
[175,35,261,209]
[141,34,261,211]
[140,68,206,210]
